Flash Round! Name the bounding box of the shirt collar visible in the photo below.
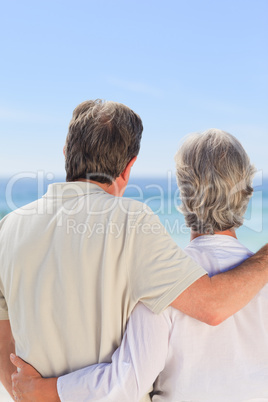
[43,181,106,199]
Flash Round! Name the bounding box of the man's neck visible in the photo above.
[77,178,125,197]
[190,228,237,242]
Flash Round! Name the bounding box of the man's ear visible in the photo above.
[63,146,66,156]
[121,156,137,181]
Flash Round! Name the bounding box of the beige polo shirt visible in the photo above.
[0,181,205,378]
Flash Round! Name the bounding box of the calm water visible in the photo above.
[0,173,267,252]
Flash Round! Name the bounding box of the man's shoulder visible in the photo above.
[112,196,155,219]
[0,199,41,228]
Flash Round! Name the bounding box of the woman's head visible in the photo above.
[175,129,256,234]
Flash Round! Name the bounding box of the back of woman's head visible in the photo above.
[175,129,256,234]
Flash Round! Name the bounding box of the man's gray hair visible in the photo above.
[65,99,143,184]
[175,129,256,234]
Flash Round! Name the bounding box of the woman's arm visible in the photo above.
[11,304,171,402]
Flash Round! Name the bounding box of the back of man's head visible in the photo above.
[65,99,143,184]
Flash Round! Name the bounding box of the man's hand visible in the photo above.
[10,354,60,402]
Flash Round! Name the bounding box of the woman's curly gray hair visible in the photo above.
[175,129,256,234]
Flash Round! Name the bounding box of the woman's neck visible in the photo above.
[190,228,237,242]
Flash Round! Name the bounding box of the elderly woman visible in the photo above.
[11,129,268,401]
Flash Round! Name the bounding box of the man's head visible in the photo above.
[175,128,256,234]
[65,99,143,184]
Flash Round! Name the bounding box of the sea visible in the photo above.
[0,172,267,253]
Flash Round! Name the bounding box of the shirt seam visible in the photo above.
[151,267,207,314]
[126,210,148,305]
[0,312,9,320]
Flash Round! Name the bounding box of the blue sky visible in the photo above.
[0,0,267,178]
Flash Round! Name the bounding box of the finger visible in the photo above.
[12,389,17,400]
[10,354,26,370]
[11,372,18,382]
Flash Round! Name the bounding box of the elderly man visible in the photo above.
[0,101,268,401]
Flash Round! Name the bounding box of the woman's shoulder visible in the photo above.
[130,302,174,329]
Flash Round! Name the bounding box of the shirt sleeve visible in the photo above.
[0,282,8,320]
[127,207,206,314]
[57,303,171,402]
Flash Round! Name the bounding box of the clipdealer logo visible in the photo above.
[2,169,266,235]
